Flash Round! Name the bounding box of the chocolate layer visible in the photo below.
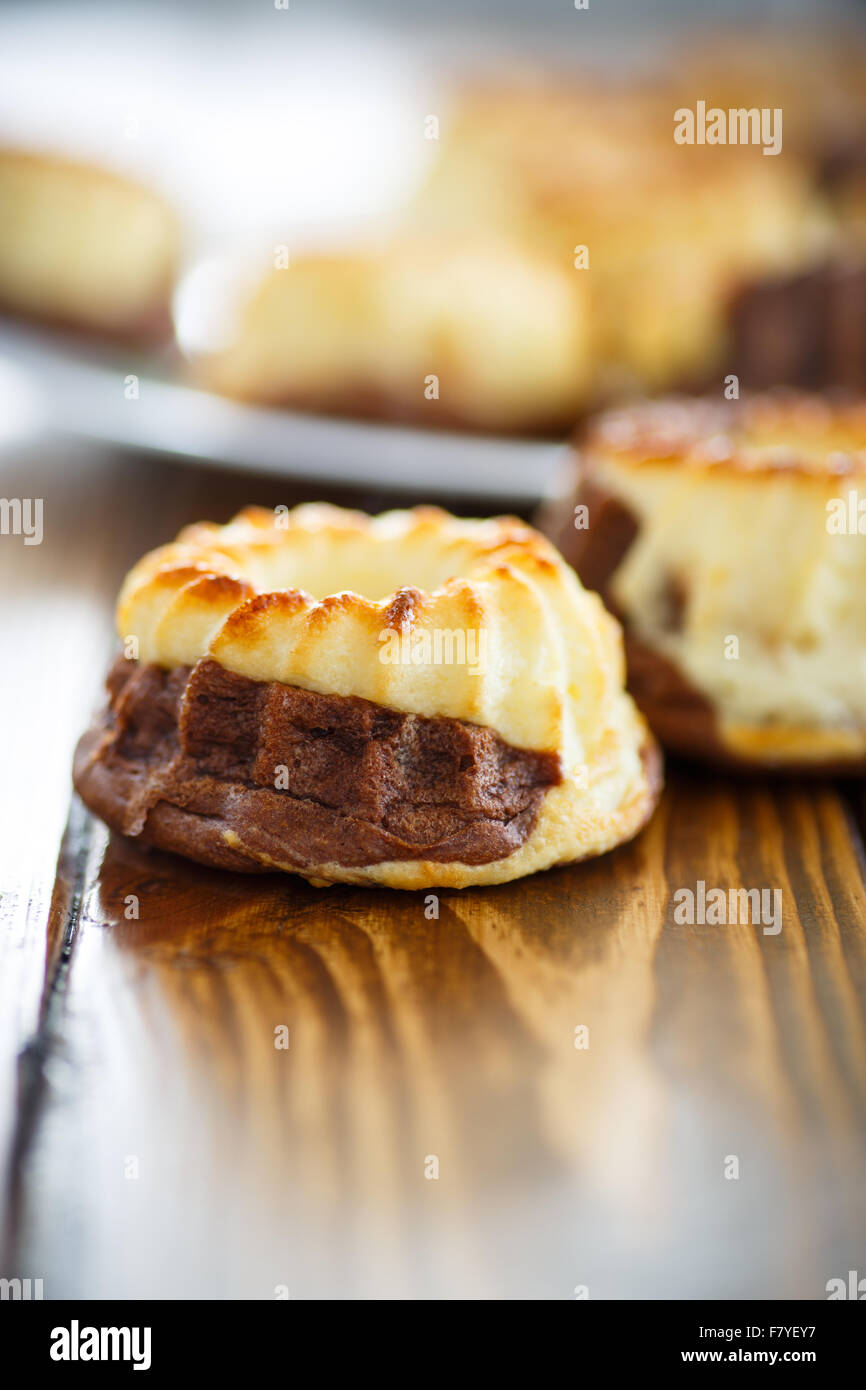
[542,475,638,602]
[73,656,561,873]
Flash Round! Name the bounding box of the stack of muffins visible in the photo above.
[3,31,866,425]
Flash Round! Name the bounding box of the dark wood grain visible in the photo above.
[2,446,865,1299]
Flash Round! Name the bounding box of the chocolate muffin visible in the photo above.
[74,504,661,887]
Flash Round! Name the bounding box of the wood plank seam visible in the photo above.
[0,799,94,1277]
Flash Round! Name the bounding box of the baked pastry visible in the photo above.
[194,237,594,435]
[194,36,865,431]
[540,394,866,771]
[0,148,178,341]
[193,43,862,432]
[73,504,660,888]
[408,75,828,396]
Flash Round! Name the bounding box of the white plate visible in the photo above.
[0,321,566,505]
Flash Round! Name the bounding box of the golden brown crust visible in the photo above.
[116,502,617,752]
[585,392,866,478]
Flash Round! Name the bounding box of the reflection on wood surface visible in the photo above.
[8,772,863,1298]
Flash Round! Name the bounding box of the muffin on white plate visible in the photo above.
[192,236,596,436]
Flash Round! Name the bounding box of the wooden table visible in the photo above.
[2,445,865,1299]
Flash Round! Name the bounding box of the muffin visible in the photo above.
[408,74,828,396]
[195,237,595,435]
[73,504,661,887]
[540,394,866,771]
[0,148,178,341]
[730,261,866,393]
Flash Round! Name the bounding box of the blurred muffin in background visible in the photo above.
[0,149,179,342]
[679,31,866,394]
[197,236,596,435]
[10,27,859,432]
[195,66,829,433]
[539,392,866,772]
